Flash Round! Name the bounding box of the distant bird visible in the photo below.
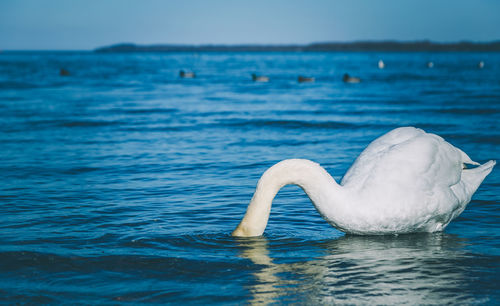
[478,61,485,69]
[298,76,315,83]
[252,74,269,82]
[378,59,385,69]
[343,73,361,83]
[59,68,70,76]
[427,61,434,68]
[179,70,196,78]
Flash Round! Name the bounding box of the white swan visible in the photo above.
[378,59,385,69]
[232,127,495,236]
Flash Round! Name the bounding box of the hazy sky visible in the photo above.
[1,0,499,50]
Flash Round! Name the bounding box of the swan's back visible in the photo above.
[342,127,426,187]
[341,127,461,188]
[339,127,494,233]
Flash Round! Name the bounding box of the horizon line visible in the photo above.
[2,39,500,52]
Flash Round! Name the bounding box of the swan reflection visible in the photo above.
[238,237,294,304]
[238,233,474,304]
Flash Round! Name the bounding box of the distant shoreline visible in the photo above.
[95,41,500,53]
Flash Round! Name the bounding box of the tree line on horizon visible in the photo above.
[95,40,500,52]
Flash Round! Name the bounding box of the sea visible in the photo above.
[0,51,499,304]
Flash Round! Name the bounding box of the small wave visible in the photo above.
[118,108,178,115]
[441,133,500,145]
[0,81,38,90]
[380,73,435,82]
[229,138,326,148]
[0,249,246,274]
[438,108,500,115]
[24,119,124,129]
[62,166,101,175]
[59,120,123,128]
[219,118,392,130]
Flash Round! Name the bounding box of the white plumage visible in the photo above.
[232,127,495,236]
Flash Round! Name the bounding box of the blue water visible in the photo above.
[0,51,499,304]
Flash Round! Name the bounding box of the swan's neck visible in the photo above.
[232,159,343,237]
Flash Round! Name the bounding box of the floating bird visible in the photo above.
[427,61,434,68]
[343,73,361,83]
[252,74,269,82]
[298,76,315,83]
[179,70,196,78]
[478,61,484,69]
[59,68,70,76]
[232,127,495,237]
[378,60,385,69]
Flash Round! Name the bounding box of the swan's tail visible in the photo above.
[461,160,496,196]
[458,148,480,166]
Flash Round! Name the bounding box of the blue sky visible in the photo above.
[1,0,499,50]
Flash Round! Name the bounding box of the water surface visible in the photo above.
[0,51,499,304]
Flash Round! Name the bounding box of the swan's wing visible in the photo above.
[341,127,466,215]
[341,127,436,187]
